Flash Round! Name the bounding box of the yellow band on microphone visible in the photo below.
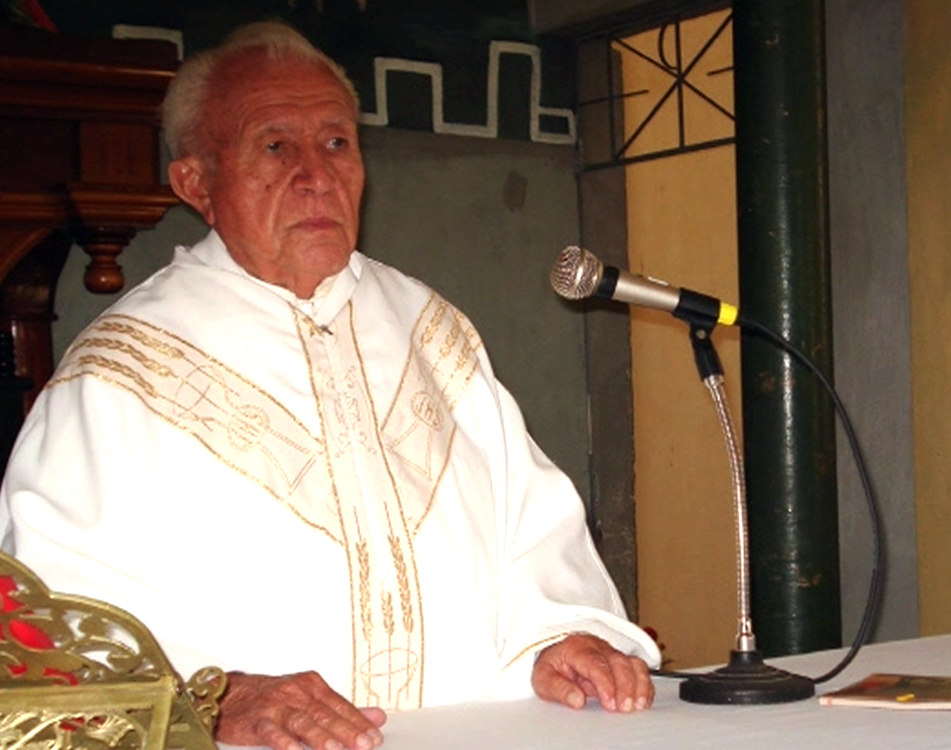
[718,303,739,326]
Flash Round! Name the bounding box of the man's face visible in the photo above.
[171,52,365,298]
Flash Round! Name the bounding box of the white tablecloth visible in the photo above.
[375,634,951,749]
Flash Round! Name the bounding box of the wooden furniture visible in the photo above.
[0,25,179,418]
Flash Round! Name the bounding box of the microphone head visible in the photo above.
[550,246,604,300]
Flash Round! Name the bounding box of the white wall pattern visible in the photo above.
[360,40,576,144]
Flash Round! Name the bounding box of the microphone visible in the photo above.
[550,245,742,328]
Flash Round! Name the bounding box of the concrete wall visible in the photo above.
[52,126,591,506]
[826,0,919,642]
[358,127,588,491]
[50,0,951,654]
[820,0,951,643]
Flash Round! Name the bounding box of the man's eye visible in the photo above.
[327,136,348,151]
[265,141,283,153]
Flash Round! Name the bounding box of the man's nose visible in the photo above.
[294,148,333,193]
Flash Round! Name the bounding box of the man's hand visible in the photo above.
[531,633,654,713]
[215,671,387,750]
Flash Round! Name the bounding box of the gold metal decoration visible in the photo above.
[0,552,225,750]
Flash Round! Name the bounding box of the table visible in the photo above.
[377,634,950,749]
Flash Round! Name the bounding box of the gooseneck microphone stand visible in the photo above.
[677,319,814,704]
[550,246,885,704]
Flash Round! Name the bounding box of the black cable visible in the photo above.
[650,316,885,685]
[742,318,885,684]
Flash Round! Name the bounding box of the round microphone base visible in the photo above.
[679,649,815,705]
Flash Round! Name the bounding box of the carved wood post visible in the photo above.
[0,27,179,416]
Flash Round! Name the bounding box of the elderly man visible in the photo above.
[0,21,660,750]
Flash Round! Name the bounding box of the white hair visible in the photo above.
[162,21,359,159]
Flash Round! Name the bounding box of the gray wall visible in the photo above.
[52,0,922,645]
[358,127,588,491]
[52,126,591,504]
[826,0,918,642]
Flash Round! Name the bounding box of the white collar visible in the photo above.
[184,229,364,326]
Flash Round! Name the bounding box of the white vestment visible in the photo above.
[0,231,660,709]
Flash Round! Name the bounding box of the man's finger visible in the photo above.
[290,708,383,750]
[532,634,655,713]
[531,657,588,709]
[598,649,653,712]
[215,671,386,750]
[307,680,387,735]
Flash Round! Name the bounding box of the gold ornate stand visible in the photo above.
[0,552,224,750]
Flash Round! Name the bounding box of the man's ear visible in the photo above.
[168,156,215,224]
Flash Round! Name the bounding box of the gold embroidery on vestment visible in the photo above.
[303,303,426,709]
[50,291,483,711]
[50,314,339,541]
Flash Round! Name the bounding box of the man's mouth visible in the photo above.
[294,217,339,231]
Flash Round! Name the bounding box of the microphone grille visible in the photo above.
[550,246,603,300]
